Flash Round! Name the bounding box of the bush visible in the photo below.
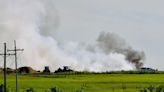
[50,87,57,92]
[0,84,3,92]
[26,88,36,92]
[0,84,10,92]
[139,85,164,92]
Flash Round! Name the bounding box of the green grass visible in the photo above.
[0,73,164,92]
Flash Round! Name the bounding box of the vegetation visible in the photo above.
[0,72,164,92]
[139,85,164,92]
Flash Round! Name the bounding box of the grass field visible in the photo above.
[0,73,164,92]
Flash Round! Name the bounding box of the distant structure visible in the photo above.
[0,67,38,74]
[0,67,15,74]
[55,66,73,73]
[139,67,157,71]
[43,66,51,73]
[18,66,37,74]
[6,68,15,74]
[0,68,3,72]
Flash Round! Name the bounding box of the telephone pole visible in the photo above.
[0,43,7,92]
[0,41,23,92]
[7,40,24,92]
[0,43,13,92]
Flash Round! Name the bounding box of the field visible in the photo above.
[0,73,164,92]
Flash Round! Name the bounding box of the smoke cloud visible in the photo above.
[97,32,145,69]
[0,0,145,72]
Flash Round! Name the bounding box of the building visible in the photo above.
[43,66,51,73]
[139,67,157,71]
[55,66,73,73]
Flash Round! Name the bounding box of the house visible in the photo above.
[43,66,51,73]
[55,66,73,73]
[139,67,156,71]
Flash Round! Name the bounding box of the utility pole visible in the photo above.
[0,43,13,92]
[0,43,7,92]
[3,43,7,92]
[0,41,23,92]
[7,40,24,92]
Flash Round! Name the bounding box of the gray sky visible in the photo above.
[54,0,164,70]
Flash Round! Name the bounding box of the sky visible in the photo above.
[54,0,164,70]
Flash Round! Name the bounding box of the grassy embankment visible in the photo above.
[0,72,164,92]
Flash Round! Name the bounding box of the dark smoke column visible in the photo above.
[97,32,145,69]
[125,49,145,69]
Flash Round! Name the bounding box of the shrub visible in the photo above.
[0,84,3,92]
[139,85,164,92]
[50,87,57,92]
[26,88,36,92]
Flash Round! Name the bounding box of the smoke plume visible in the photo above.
[97,32,145,69]
[0,0,145,72]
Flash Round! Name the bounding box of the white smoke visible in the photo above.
[0,0,144,72]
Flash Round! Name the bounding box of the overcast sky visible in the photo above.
[54,0,164,70]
